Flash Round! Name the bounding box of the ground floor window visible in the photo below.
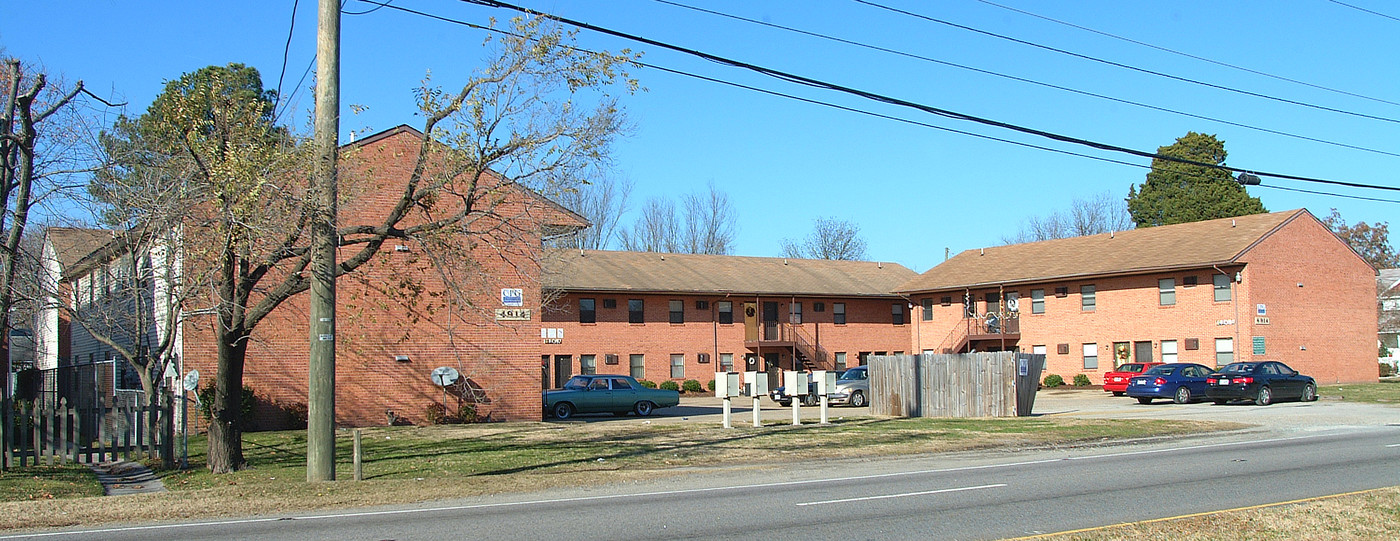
[720,353,734,372]
[1161,340,1178,363]
[670,354,685,378]
[630,354,645,379]
[1215,338,1234,365]
[1033,345,1047,369]
[834,352,847,371]
[580,354,597,375]
[1083,343,1099,370]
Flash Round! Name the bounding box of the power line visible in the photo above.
[975,0,1400,108]
[460,0,1400,194]
[362,0,1399,204]
[343,0,394,16]
[852,0,1400,125]
[273,0,301,120]
[1328,0,1400,23]
[652,0,1400,158]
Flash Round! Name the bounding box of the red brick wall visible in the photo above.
[541,293,910,385]
[180,129,554,427]
[908,215,1377,385]
[1237,214,1377,384]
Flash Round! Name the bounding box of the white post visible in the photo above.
[752,396,761,427]
[722,397,732,429]
[820,395,829,424]
[792,400,801,425]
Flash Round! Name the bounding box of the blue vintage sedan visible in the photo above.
[544,375,680,420]
[1125,363,1215,404]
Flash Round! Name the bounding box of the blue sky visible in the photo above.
[3,0,1397,272]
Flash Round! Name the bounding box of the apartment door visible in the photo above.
[764,352,782,389]
[762,301,779,340]
[553,355,573,390]
[1134,341,1154,364]
[744,302,758,341]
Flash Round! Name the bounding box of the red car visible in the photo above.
[1103,362,1164,396]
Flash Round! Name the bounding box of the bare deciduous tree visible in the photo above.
[781,217,868,260]
[552,171,633,250]
[1001,191,1133,244]
[618,196,677,252]
[679,182,737,255]
[91,17,637,473]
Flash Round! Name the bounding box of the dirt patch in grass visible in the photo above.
[1039,486,1400,540]
[1,416,1240,531]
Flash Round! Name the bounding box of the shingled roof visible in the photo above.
[44,227,116,270]
[896,210,1316,293]
[544,250,916,297]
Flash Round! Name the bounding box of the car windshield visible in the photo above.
[1117,364,1145,373]
[1143,365,1177,376]
[562,376,590,390]
[1217,363,1257,375]
[839,368,866,381]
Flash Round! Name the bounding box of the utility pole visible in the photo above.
[308,0,340,482]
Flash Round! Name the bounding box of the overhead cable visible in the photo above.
[653,0,1400,158]
[976,0,1400,108]
[852,0,1400,125]
[459,0,1400,193]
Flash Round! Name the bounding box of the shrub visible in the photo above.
[1381,363,1397,378]
[659,380,680,391]
[682,379,703,393]
[197,384,255,424]
[1042,374,1065,387]
[638,379,657,388]
[425,402,477,424]
[457,403,477,423]
[425,403,449,425]
[707,379,717,391]
[1073,374,1092,387]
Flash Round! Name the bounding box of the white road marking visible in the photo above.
[796,483,1006,506]
[1386,443,1400,448]
[3,430,1383,539]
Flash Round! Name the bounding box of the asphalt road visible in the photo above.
[9,423,1399,541]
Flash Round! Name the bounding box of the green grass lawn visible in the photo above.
[1321,380,1400,404]
[0,464,104,501]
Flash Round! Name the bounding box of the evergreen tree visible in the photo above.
[1126,132,1266,227]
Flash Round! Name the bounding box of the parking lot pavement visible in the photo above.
[572,390,1397,432]
[1032,388,1399,432]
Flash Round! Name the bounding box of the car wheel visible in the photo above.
[1173,386,1192,404]
[1112,392,1125,397]
[776,400,791,407]
[1255,386,1273,406]
[633,401,655,417]
[850,391,867,408]
[1301,383,1317,402]
[802,394,818,407]
[1136,397,1153,404]
[1212,399,1229,405]
[552,402,574,420]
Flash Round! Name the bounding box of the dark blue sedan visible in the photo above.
[1125,363,1215,404]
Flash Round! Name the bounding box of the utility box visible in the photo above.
[784,371,809,397]
[744,371,768,397]
[715,372,741,398]
[813,370,837,396]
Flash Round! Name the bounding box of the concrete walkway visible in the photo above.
[90,461,166,496]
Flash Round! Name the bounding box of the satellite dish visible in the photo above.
[183,369,200,392]
[431,366,460,387]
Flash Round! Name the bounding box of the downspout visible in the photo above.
[1213,264,1239,365]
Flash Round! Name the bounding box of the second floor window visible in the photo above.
[1159,278,1176,305]
[1030,289,1045,314]
[718,301,733,324]
[578,298,596,324]
[790,302,802,324]
[669,300,684,324]
[1214,273,1232,302]
[1081,285,1096,311]
[629,299,644,323]
[892,303,905,325]
[921,298,932,320]
[833,303,846,325]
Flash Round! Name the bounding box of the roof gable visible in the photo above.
[45,227,116,271]
[544,250,916,297]
[896,210,1307,293]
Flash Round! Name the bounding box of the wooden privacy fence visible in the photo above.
[868,352,1045,418]
[1,394,174,470]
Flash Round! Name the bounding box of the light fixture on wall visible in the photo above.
[394,355,411,363]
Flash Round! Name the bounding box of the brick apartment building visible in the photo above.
[540,250,916,389]
[37,126,587,426]
[897,209,1378,385]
